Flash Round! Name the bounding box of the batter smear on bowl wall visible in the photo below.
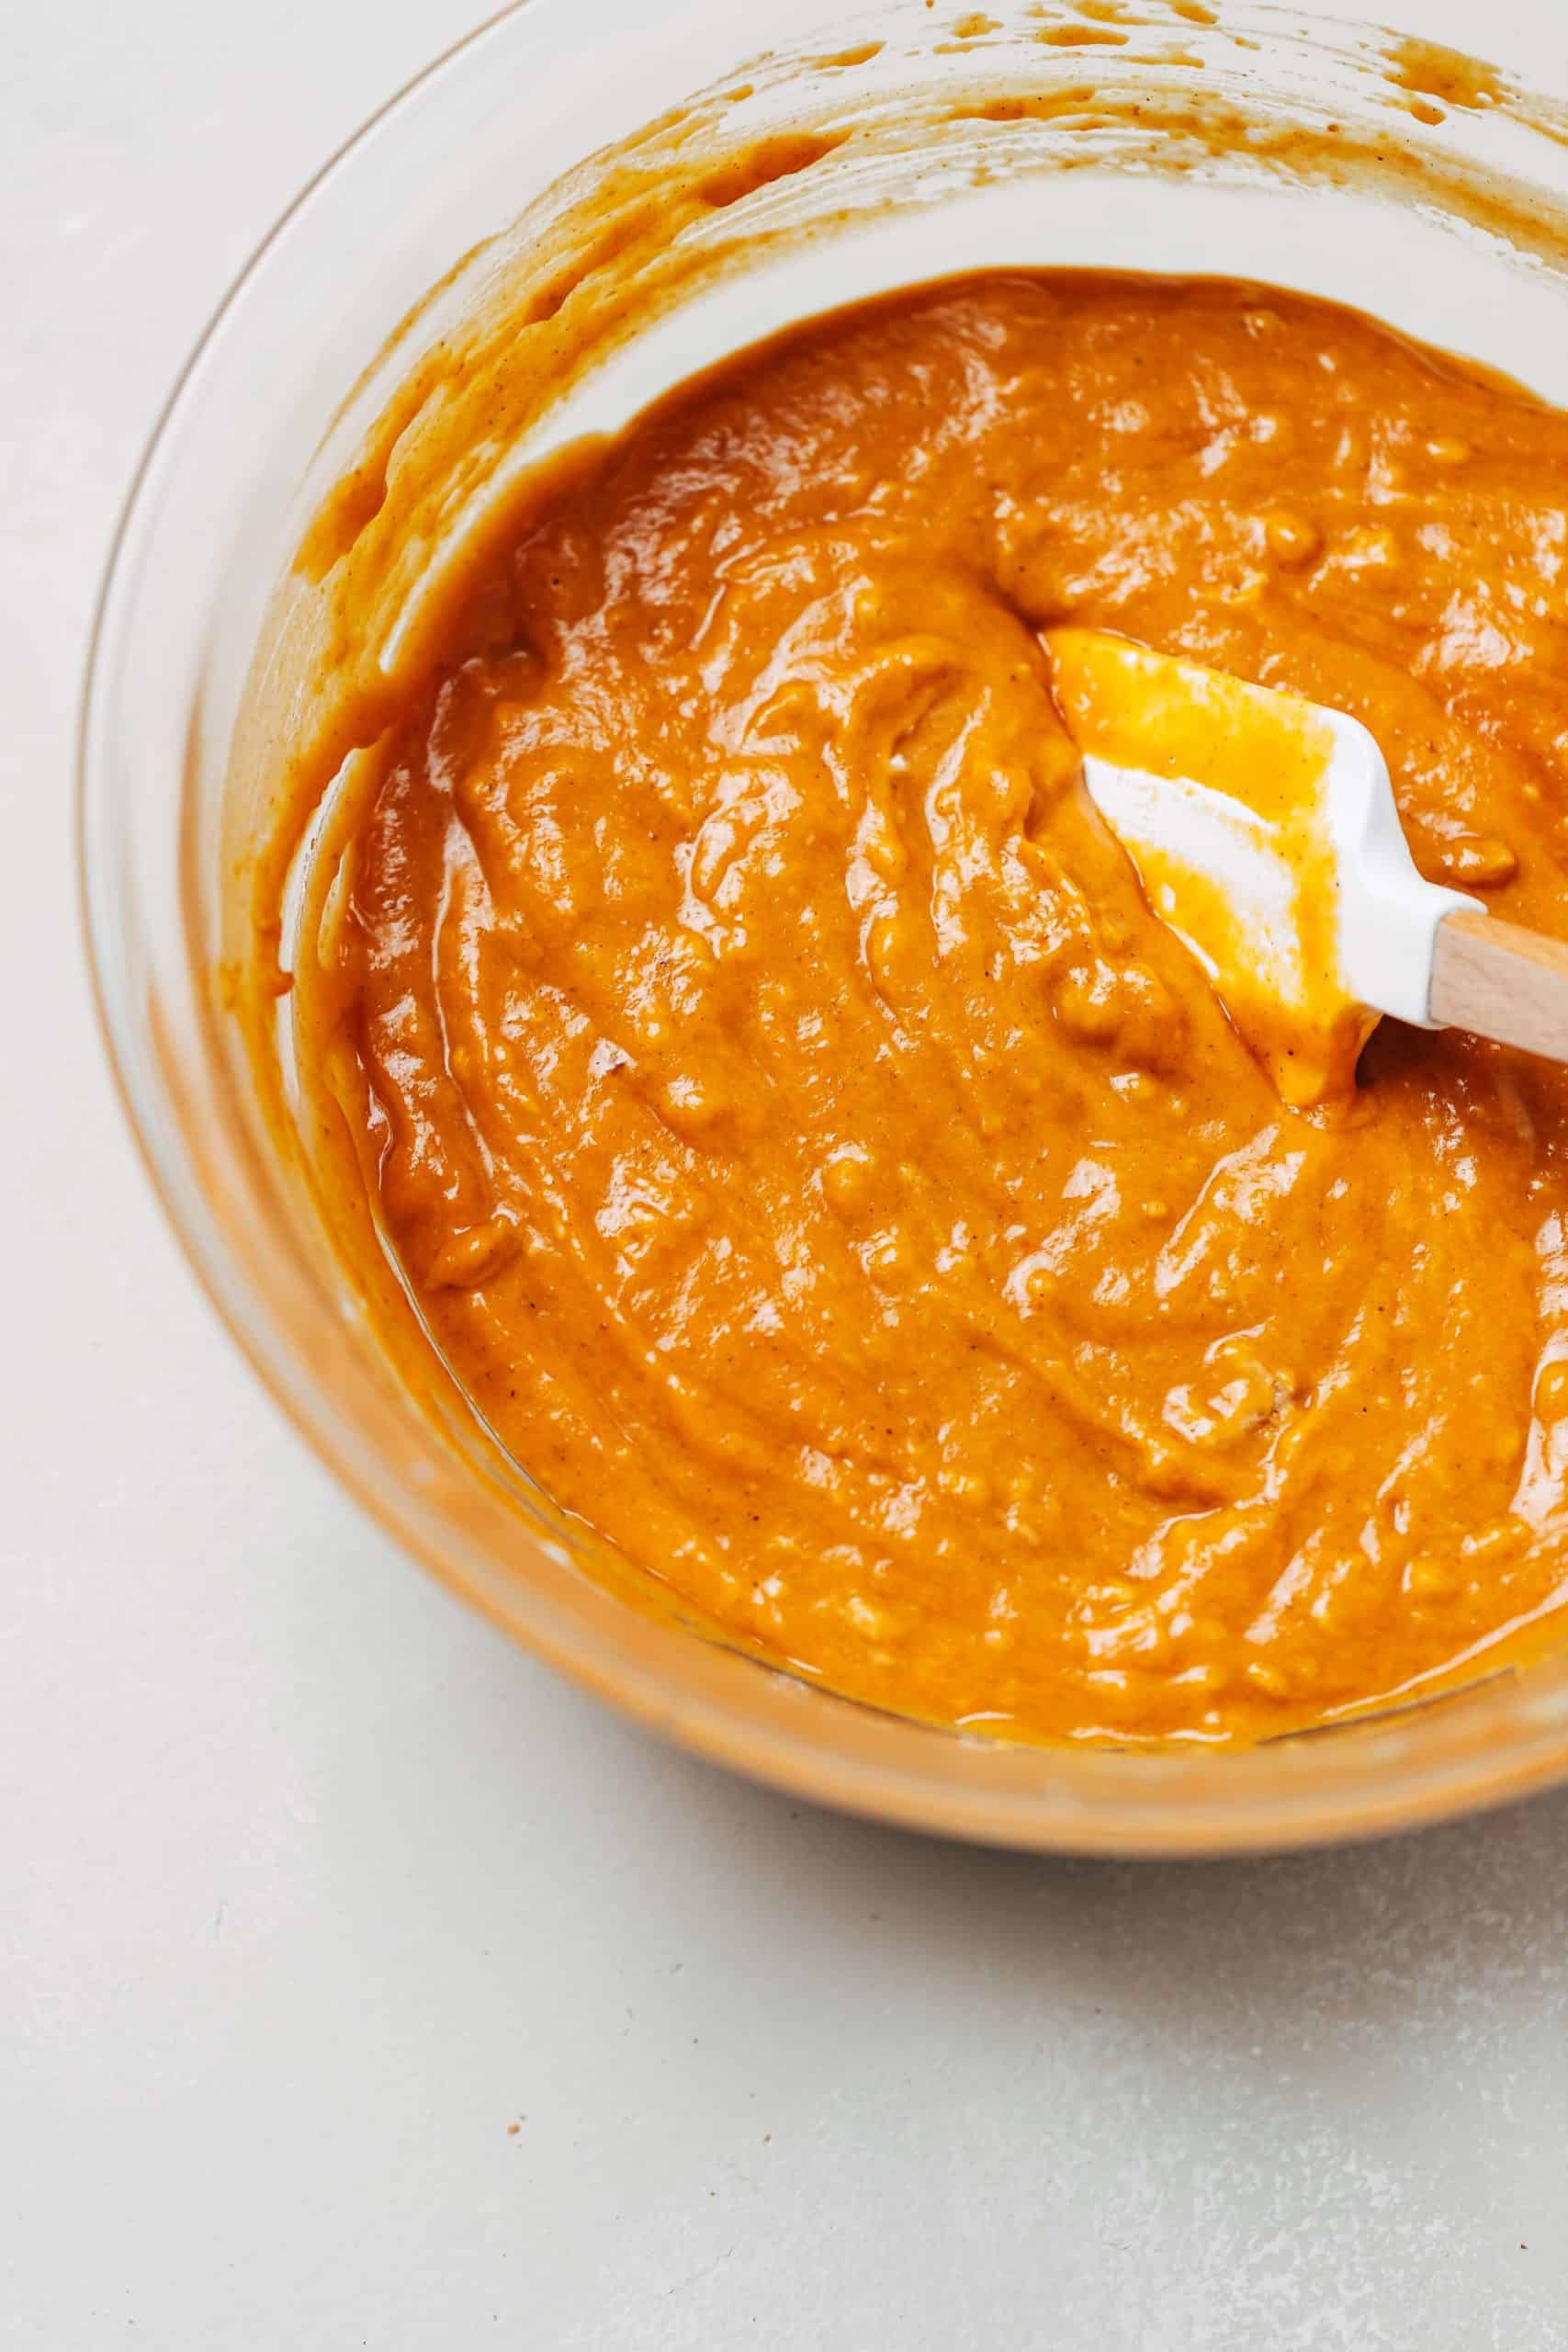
[287,271,1568,1745]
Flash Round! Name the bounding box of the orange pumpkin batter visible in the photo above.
[305,271,1568,1744]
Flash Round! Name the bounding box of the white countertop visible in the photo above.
[6,4,1568,2343]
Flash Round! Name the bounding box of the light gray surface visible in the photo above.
[5,3,1568,2344]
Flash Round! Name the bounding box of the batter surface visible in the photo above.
[311,272,1568,1743]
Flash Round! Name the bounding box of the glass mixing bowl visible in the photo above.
[82,0,1568,1851]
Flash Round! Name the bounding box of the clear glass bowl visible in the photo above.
[82,0,1568,1851]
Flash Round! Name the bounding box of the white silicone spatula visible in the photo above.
[1044,627,1568,1107]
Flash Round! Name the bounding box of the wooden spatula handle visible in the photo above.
[1429,908,1568,1059]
